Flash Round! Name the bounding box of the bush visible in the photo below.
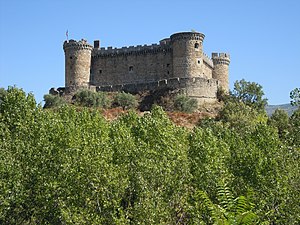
[174,94,198,113]
[0,88,7,105]
[113,92,137,110]
[43,94,67,108]
[74,89,111,108]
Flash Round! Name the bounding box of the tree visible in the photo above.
[268,108,290,139]
[174,94,198,113]
[113,92,137,110]
[288,108,300,147]
[43,94,67,108]
[74,89,111,108]
[218,100,268,132]
[0,87,7,105]
[231,79,268,111]
[290,87,300,106]
[190,184,268,225]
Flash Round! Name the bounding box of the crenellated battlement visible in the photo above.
[92,42,171,58]
[212,52,230,65]
[202,53,214,68]
[96,77,219,103]
[170,32,205,42]
[63,39,93,51]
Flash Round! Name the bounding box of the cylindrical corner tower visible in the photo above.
[212,53,230,91]
[63,39,93,90]
[171,32,205,78]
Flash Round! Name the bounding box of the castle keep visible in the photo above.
[62,31,230,103]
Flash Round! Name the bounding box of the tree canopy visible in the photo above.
[0,86,299,224]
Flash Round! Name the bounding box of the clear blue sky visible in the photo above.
[0,0,299,105]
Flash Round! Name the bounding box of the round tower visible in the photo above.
[170,32,205,78]
[63,39,93,91]
[212,53,230,91]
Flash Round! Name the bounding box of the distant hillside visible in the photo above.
[266,104,298,116]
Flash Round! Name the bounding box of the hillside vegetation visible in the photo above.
[0,84,299,224]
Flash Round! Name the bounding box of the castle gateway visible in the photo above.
[62,31,230,103]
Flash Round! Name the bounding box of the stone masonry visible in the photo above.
[61,31,230,104]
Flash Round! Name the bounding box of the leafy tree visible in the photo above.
[43,94,67,108]
[290,87,300,106]
[218,100,268,132]
[0,87,7,105]
[268,108,290,139]
[74,89,111,108]
[190,184,268,225]
[174,94,198,113]
[113,92,137,110]
[288,108,300,147]
[1,86,299,224]
[231,79,268,111]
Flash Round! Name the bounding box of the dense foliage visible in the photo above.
[230,79,268,111]
[174,94,198,113]
[73,89,111,108]
[290,87,300,106]
[0,86,299,224]
[113,92,138,110]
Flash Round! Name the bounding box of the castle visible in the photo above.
[60,31,230,104]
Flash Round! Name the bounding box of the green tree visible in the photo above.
[0,87,7,105]
[231,79,268,111]
[191,184,268,225]
[113,92,137,110]
[218,100,268,132]
[288,108,300,147]
[290,87,300,106]
[43,94,67,108]
[174,94,198,113]
[268,108,290,139]
[74,89,111,108]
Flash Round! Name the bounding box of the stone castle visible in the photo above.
[60,31,230,104]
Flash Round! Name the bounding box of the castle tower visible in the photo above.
[170,32,205,78]
[63,39,93,91]
[212,53,230,91]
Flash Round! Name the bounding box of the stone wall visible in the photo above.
[91,44,173,86]
[97,77,218,103]
[60,31,230,105]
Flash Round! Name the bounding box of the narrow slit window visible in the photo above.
[129,66,133,72]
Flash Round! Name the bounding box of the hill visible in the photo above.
[266,103,298,116]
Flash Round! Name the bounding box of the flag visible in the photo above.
[66,30,69,40]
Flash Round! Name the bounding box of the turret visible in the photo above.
[171,32,205,78]
[63,39,93,91]
[212,53,230,91]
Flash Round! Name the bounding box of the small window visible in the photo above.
[198,60,201,64]
[194,43,199,49]
[167,63,170,67]
[70,56,73,59]
[99,70,102,74]
[129,66,133,72]
[167,71,170,74]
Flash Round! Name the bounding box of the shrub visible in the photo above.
[113,92,137,110]
[174,94,198,113]
[74,89,110,108]
[43,94,67,108]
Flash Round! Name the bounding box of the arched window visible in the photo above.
[194,43,199,49]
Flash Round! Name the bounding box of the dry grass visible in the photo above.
[100,107,218,128]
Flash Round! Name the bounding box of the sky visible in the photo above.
[0,0,299,105]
